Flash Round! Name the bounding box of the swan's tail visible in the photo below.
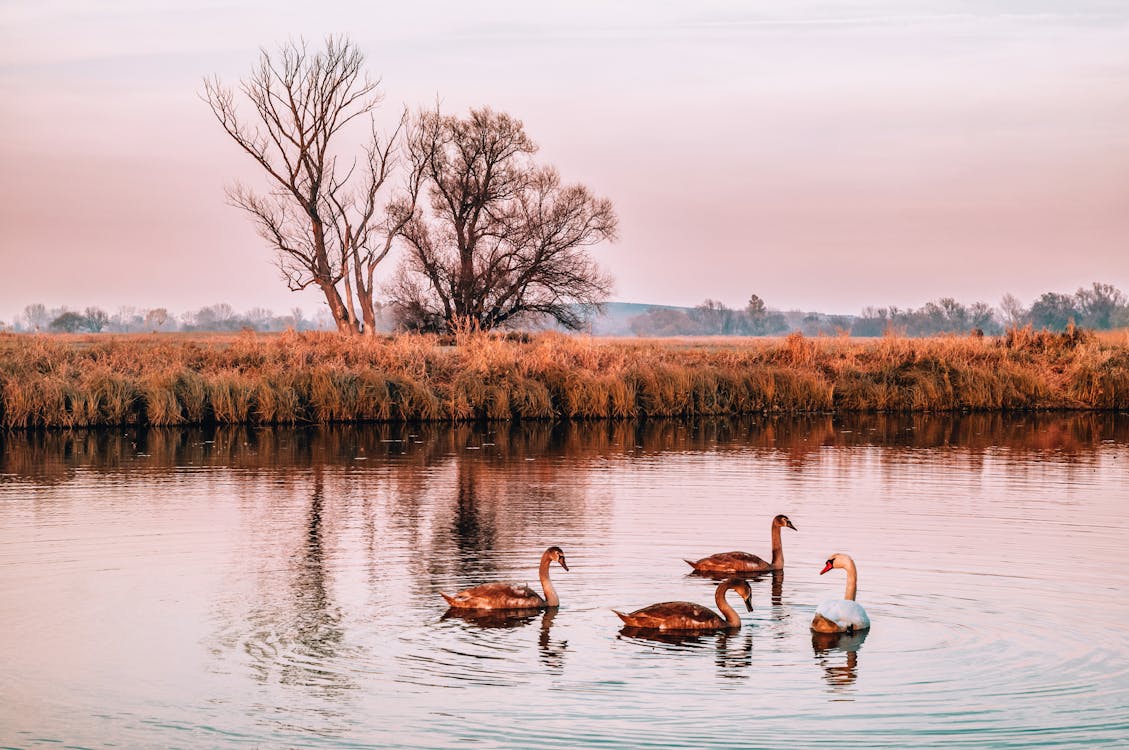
[612,609,631,623]
[440,592,458,607]
[683,559,700,570]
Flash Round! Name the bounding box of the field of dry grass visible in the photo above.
[1,327,1126,428]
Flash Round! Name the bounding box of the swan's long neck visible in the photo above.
[538,554,559,607]
[715,582,741,627]
[770,522,784,568]
[843,558,858,601]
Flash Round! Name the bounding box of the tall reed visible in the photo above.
[0,328,1125,429]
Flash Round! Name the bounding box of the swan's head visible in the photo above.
[774,514,797,531]
[723,577,755,612]
[546,546,569,572]
[820,553,853,575]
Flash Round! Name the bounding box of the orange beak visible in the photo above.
[819,561,833,575]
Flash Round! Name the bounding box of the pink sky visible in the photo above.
[2,1,1128,322]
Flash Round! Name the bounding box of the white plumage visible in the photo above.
[811,552,872,634]
[814,598,870,632]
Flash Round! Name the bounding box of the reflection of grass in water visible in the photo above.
[3,412,1126,485]
[1,328,1127,427]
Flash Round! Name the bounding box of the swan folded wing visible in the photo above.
[447,582,546,610]
[815,599,870,631]
[619,601,723,631]
[689,551,771,572]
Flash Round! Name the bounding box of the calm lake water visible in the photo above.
[2,413,1128,749]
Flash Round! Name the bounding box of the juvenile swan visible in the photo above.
[441,546,569,611]
[685,514,797,574]
[614,577,754,632]
[811,553,870,634]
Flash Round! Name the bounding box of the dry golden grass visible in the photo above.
[0,327,1126,428]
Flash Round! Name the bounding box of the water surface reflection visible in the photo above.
[812,630,869,694]
[5,412,1128,485]
[2,412,1128,749]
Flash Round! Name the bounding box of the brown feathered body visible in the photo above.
[441,583,547,611]
[440,546,568,611]
[614,601,728,632]
[613,578,753,633]
[686,551,772,574]
[685,514,796,574]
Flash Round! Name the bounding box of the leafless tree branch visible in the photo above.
[203,36,416,334]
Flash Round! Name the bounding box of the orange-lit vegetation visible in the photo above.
[1,328,1126,428]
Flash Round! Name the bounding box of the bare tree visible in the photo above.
[999,293,1027,329]
[1029,292,1080,331]
[49,311,86,333]
[84,307,109,332]
[390,106,617,333]
[691,299,736,335]
[203,36,420,335]
[23,304,48,331]
[1075,282,1126,329]
[144,308,170,331]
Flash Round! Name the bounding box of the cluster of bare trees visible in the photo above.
[10,303,330,334]
[1001,283,1128,332]
[622,283,1129,339]
[629,295,793,337]
[852,283,1128,337]
[204,37,616,336]
[850,299,1000,337]
[204,38,413,335]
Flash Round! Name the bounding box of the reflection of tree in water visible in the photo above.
[452,458,496,559]
[427,421,604,590]
[238,472,355,708]
[281,474,349,688]
[811,630,868,693]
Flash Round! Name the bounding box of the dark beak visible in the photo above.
[559,559,569,572]
[786,520,797,531]
[820,561,833,575]
[743,594,754,612]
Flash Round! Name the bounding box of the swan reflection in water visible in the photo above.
[690,570,786,608]
[616,626,755,680]
[811,630,868,691]
[440,607,568,673]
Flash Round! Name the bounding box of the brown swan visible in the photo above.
[685,514,797,574]
[613,577,754,632]
[440,546,568,611]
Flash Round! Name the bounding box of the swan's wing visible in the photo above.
[446,582,545,610]
[815,599,870,630]
[688,551,771,572]
[621,601,724,630]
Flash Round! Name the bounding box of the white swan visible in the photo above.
[811,553,870,634]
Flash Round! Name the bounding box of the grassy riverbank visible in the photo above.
[1,328,1126,428]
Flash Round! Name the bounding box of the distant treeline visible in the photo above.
[1,327,1126,429]
[4,303,338,334]
[6,282,1127,337]
[626,283,1129,337]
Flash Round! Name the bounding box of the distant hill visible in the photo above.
[587,302,687,335]
[584,301,842,337]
